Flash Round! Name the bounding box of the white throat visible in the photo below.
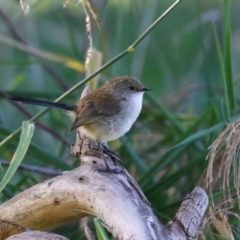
[127,92,144,124]
[106,91,144,141]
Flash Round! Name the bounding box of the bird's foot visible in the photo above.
[101,144,122,163]
[94,142,123,174]
[94,166,123,174]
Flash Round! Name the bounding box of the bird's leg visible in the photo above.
[101,143,122,163]
[96,142,121,174]
[98,141,110,170]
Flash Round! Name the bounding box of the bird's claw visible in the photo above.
[101,144,122,163]
[94,167,123,174]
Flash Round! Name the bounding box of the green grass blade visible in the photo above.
[139,107,220,186]
[171,121,226,149]
[0,121,34,193]
[146,158,203,199]
[139,145,188,187]
[170,111,240,150]
[93,218,110,240]
[146,94,184,133]
[121,136,148,174]
[223,0,235,112]
[212,22,230,121]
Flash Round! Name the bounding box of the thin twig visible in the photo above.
[82,0,93,70]
[0,35,84,73]
[0,160,61,176]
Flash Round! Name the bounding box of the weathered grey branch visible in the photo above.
[169,187,208,239]
[0,137,167,239]
[6,231,69,240]
[0,129,208,240]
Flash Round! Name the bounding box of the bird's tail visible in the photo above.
[9,97,76,111]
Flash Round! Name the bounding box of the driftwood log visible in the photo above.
[0,88,208,240]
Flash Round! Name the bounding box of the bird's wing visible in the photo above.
[70,93,121,130]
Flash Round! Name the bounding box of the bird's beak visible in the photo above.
[142,87,151,92]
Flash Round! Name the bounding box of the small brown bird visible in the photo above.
[10,76,151,171]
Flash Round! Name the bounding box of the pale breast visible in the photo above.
[102,92,144,141]
[81,92,144,142]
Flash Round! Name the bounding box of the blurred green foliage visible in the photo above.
[0,0,240,239]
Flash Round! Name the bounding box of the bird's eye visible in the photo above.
[129,86,135,91]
